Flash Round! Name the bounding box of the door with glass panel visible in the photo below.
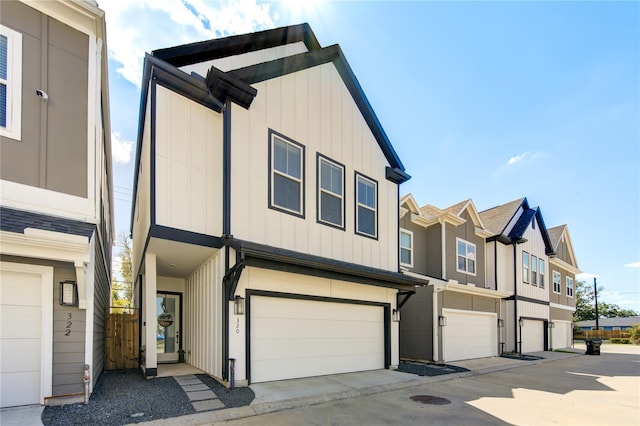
[156,293,181,363]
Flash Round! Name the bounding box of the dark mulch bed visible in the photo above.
[398,361,469,377]
[42,369,254,425]
[500,353,544,361]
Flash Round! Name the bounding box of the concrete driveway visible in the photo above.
[214,344,640,426]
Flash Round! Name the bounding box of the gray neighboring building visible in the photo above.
[576,317,639,331]
[0,0,112,407]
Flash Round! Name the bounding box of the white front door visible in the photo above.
[156,293,181,363]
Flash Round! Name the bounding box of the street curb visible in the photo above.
[141,351,583,425]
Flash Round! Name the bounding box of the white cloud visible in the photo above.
[102,0,276,87]
[576,272,599,282]
[508,152,528,165]
[111,132,134,165]
[624,261,640,268]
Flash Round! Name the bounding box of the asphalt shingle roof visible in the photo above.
[0,206,95,238]
[478,198,525,236]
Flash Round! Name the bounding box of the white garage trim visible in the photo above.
[441,308,497,362]
[247,290,389,384]
[0,262,53,406]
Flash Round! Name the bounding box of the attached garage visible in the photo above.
[0,263,53,408]
[551,321,572,349]
[521,319,545,353]
[442,309,497,362]
[248,293,387,383]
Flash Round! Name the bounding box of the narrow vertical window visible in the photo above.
[355,173,377,238]
[400,229,413,267]
[269,131,304,217]
[0,25,22,141]
[317,154,344,228]
[522,251,530,284]
[566,277,574,297]
[456,238,476,275]
[539,259,545,288]
[553,271,561,294]
[531,255,538,286]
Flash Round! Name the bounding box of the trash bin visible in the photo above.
[586,338,602,355]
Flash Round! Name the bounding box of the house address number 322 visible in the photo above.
[65,312,73,336]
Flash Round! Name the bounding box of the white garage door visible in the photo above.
[521,319,545,353]
[250,296,385,383]
[442,309,497,362]
[552,321,572,349]
[0,264,52,407]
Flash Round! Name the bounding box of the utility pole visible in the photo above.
[594,277,599,330]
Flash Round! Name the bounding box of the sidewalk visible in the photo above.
[142,349,582,426]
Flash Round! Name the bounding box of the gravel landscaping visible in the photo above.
[41,369,254,425]
[398,361,469,376]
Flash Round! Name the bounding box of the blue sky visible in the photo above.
[103,1,640,311]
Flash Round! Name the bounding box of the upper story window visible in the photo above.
[522,251,530,284]
[355,173,377,239]
[400,229,413,267]
[553,270,561,294]
[531,255,538,286]
[317,154,345,229]
[566,276,574,298]
[0,25,22,141]
[539,259,545,288]
[269,131,304,217]
[456,238,476,275]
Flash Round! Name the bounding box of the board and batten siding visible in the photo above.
[133,99,152,277]
[179,41,309,77]
[517,224,549,302]
[230,63,398,271]
[494,242,514,294]
[154,85,223,237]
[517,300,549,320]
[184,250,224,379]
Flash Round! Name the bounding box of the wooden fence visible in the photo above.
[105,308,139,370]
[573,329,631,340]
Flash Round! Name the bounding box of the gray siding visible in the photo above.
[445,211,486,287]
[399,214,440,276]
[555,238,574,267]
[549,266,576,308]
[399,285,434,361]
[550,307,573,322]
[439,292,498,314]
[92,234,110,386]
[0,1,88,197]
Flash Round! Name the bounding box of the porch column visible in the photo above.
[144,252,157,374]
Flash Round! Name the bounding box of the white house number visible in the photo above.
[235,318,240,334]
[65,312,73,336]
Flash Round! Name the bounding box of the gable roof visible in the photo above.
[478,197,525,236]
[399,193,422,217]
[548,224,580,270]
[150,24,409,182]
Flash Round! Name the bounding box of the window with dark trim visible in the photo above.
[269,130,304,217]
[522,251,530,284]
[317,154,345,229]
[355,172,377,239]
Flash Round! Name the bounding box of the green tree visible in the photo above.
[111,232,133,313]
[573,280,638,322]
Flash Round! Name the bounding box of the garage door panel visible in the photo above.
[250,296,385,383]
[1,306,42,339]
[0,372,41,407]
[552,322,571,349]
[521,320,544,353]
[0,271,42,305]
[443,309,496,362]
[0,339,41,373]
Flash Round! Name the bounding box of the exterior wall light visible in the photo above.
[60,280,78,306]
[438,315,447,327]
[497,319,504,328]
[392,309,401,322]
[234,295,245,315]
[519,318,524,328]
[549,322,555,328]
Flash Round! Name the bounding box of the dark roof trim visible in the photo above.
[153,23,322,67]
[227,45,407,173]
[149,224,224,249]
[206,66,257,109]
[229,238,423,291]
[386,167,411,184]
[0,206,96,238]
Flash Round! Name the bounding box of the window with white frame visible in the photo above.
[553,270,561,294]
[566,276,574,297]
[539,258,545,288]
[269,131,304,216]
[355,173,377,238]
[400,229,413,267]
[522,251,530,283]
[317,154,344,228]
[531,255,538,286]
[456,238,476,275]
[0,25,22,141]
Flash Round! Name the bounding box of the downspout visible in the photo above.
[433,286,439,363]
[513,241,519,353]
[222,100,231,381]
[440,220,446,280]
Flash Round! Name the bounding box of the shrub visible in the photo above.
[610,338,631,344]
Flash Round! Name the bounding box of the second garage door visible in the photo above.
[551,321,572,349]
[442,309,497,362]
[521,319,545,353]
[250,295,385,383]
